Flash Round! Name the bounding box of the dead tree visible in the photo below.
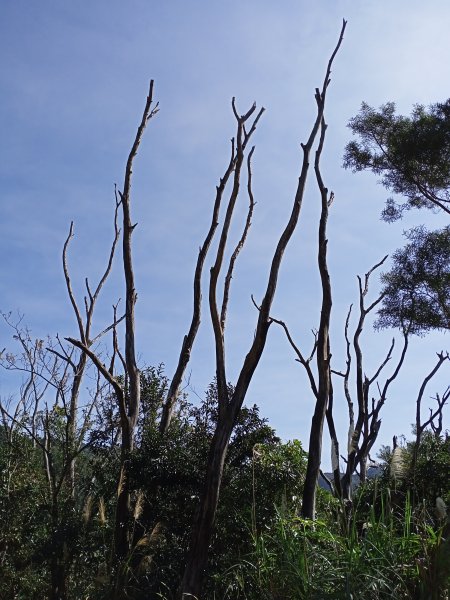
[429,389,449,437]
[269,114,334,519]
[179,20,346,598]
[0,316,106,600]
[61,204,121,496]
[0,173,123,600]
[300,116,333,520]
[159,96,263,434]
[412,352,449,470]
[66,81,158,594]
[332,259,410,499]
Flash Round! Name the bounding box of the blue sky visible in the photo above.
[1,0,449,467]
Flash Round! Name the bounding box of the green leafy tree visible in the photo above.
[376,226,450,334]
[127,373,307,598]
[345,100,450,337]
[407,431,450,507]
[344,99,450,221]
[0,429,49,599]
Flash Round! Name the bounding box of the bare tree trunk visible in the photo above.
[413,353,449,471]
[62,206,120,497]
[160,105,262,434]
[180,21,346,598]
[112,81,158,596]
[50,560,67,600]
[301,118,332,520]
[180,417,234,592]
[49,494,67,600]
[326,379,341,497]
[337,257,392,501]
[67,82,158,600]
[42,412,68,600]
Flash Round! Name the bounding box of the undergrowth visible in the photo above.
[216,487,450,600]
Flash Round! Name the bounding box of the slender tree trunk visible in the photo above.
[112,449,133,599]
[360,454,367,483]
[50,556,67,600]
[326,382,341,497]
[111,83,157,600]
[302,402,328,518]
[113,442,133,564]
[49,495,67,600]
[301,118,332,520]
[180,419,233,595]
[179,22,347,597]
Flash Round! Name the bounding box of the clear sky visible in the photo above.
[1,0,449,468]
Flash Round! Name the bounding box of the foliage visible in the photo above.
[1,366,449,599]
[216,428,450,600]
[381,432,450,509]
[376,226,450,334]
[344,100,450,221]
[0,407,117,599]
[0,431,49,599]
[128,374,307,598]
[361,432,450,522]
[221,488,449,599]
[408,432,450,506]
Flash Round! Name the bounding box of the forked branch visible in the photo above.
[221,146,256,330]
[160,101,264,432]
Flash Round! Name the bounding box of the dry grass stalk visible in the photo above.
[390,446,406,479]
[135,521,165,550]
[436,497,447,521]
[135,534,150,548]
[117,465,126,497]
[148,521,164,545]
[137,554,153,575]
[134,490,144,521]
[98,496,106,525]
[82,494,93,524]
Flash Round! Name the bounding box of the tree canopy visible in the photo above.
[376,226,450,334]
[343,100,450,221]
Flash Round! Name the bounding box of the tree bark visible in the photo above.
[112,81,158,597]
[160,109,262,433]
[66,82,158,600]
[179,21,346,598]
[301,118,332,520]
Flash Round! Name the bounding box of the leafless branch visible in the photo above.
[413,352,449,468]
[90,313,126,346]
[209,102,265,415]
[270,315,318,398]
[63,223,85,343]
[368,338,395,385]
[65,337,124,405]
[221,146,256,330]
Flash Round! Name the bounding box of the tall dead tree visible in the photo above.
[159,96,263,434]
[333,260,410,499]
[412,353,449,470]
[301,114,333,520]
[0,315,107,600]
[179,20,346,598]
[67,81,158,595]
[317,260,449,503]
[1,211,120,600]
[62,207,121,497]
[269,113,334,519]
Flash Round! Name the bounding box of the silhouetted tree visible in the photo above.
[344,99,450,221]
[376,226,450,335]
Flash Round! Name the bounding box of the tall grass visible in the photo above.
[217,486,449,600]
